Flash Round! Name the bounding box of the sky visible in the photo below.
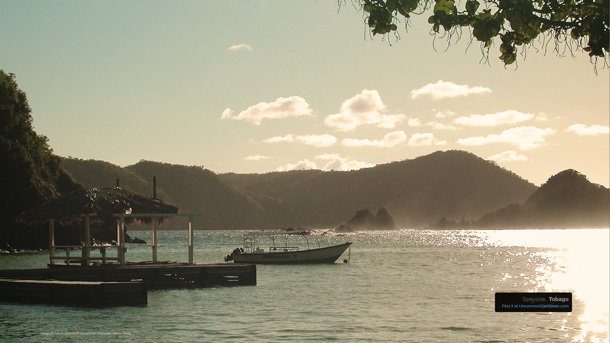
[1,0,608,187]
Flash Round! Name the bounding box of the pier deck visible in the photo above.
[0,262,256,306]
[0,279,147,307]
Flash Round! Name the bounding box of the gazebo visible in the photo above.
[17,187,199,266]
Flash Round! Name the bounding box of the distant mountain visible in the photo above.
[474,169,609,228]
[62,158,170,200]
[63,150,539,229]
[220,150,537,228]
[125,161,262,229]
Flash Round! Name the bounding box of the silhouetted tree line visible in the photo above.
[0,71,81,250]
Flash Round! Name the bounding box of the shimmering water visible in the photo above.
[1,229,608,343]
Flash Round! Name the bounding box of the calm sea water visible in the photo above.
[0,229,608,343]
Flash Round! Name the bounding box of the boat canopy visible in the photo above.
[243,229,310,237]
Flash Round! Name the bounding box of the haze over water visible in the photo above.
[0,228,608,342]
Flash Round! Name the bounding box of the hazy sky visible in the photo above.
[1,1,608,187]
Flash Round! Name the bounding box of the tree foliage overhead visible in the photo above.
[0,70,81,246]
[344,0,609,65]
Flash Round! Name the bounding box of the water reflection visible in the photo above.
[483,229,609,343]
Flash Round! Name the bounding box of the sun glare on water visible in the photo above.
[483,229,609,343]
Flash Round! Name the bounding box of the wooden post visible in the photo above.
[49,219,55,265]
[152,220,157,263]
[188,215,193,265]
[82,215,91,266]
[119,215,126,266]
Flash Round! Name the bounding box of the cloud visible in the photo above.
[275,159,317,172]
[221,96,313,125]
[454,110,535,127]
[228,43,253,51]
[426,121,459,130]
[295,134,337,147]
[408,133,446,146]
[566,124,610,136]
[407,118,423,127]
[410,80,492,100]
[457,126,556,150]
[342,131,407,148]
[316,154,376,171]
[324,89,405,131]
[263,134,337,147]
[263,134,295,143]
[407,117,459,130]
[244,155,272,161]
[488,150,528,162]
[275,155,376,172]
[435,110,457,118]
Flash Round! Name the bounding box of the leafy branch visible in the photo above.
[343,0,609,66]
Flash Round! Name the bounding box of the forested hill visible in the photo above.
[475,169,609,228]
[219,150,537,227]
[63,150,537,229]
[62,159,262,229]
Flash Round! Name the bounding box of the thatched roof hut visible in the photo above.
[17,187,180,226]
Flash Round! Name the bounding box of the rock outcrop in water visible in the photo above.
[336,208,396,232]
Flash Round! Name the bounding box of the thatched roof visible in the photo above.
[17,187,180,226]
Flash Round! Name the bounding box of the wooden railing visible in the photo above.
[50,244,120,265]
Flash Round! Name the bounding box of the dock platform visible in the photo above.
[0,279,147,307]
[0,263,256,306]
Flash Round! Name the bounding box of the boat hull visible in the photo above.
[231,242,352,264]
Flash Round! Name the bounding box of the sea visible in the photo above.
[0,228,608,343]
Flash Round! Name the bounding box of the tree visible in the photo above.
[342,0,609,66]
[0,70,82,249]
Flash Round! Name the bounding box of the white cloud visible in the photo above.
[228,43,253,51]
[263,134,337,147]
[342,131,407,148]
[457,126,556,150]
[324,89,405,131]
[244,155,272,161]
[426,121,459,130]
[454,110,535,127]
[566,124,610,136]
[221,96,313,125]
[435,110,456,118]
[410,80,492,100]
[275,159,317,172]
[316,154,375,171]
[295,134,337,147]
[488,150,528,162]
[408,133,446,146]
[263,134,295,143]
[407,117,458,130]
[407,118,423,127]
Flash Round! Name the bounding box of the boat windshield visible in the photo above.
[241,230,319,253]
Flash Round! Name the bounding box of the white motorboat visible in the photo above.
[225,230,352,264]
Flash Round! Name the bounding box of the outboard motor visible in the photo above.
[224,247,243,262]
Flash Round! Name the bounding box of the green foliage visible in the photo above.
[0,71,81,247]
[346,0,609,65]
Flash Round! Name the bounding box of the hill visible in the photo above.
[63,150,540,229]
[475,169,609,228]
[220,150,537,228]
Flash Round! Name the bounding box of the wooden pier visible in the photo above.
[0,263,256,307]
[0,279,147,307]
